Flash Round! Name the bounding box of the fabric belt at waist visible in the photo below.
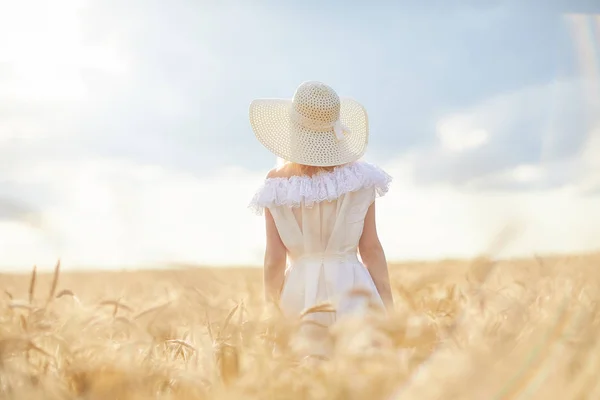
[285,252,362,312]
[292,252,359,266]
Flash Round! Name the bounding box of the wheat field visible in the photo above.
[0,253,599,400]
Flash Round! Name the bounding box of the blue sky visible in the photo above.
[1,1,599,269]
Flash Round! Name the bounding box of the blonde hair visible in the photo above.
[276,157,339,177]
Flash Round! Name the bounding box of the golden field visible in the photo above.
[0,253,599,400]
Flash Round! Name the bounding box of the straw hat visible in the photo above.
[249,81,368,167]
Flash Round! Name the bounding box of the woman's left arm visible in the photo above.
[263,209,287,304]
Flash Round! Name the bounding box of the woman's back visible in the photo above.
[250,161,391,261]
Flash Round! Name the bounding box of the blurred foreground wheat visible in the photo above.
[0,254,599,399]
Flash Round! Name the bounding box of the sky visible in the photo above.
[0,1,600,271]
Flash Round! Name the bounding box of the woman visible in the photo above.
[248,81,394,356]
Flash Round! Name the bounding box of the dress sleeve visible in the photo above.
[248,161,392,215]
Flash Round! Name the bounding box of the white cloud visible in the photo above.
[1,2,599,271]
[414,78,600,190]
[511,164,545,183]
[375,155,600,261]
[0,158,266,270]
[1,155,599,271]
[437,119,490,152]
[0,1,128,107]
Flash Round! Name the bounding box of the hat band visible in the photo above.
[289,107,350,141]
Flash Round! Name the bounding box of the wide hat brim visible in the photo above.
[249,98,369,167]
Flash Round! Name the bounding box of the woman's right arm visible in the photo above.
[358,202,394,310]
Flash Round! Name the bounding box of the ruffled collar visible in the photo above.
[249,161,392,215]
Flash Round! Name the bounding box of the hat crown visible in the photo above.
[292,81,341,125]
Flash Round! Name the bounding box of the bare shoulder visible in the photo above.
[266,168,280,179]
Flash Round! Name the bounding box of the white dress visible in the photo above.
[249,161,392,333]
